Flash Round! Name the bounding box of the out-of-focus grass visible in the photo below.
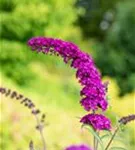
[0,63,135,150]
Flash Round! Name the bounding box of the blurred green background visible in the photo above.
[0,0,135,150]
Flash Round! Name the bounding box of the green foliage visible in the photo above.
[94,1,135,95]
[0,0,79,41]
[0,0,82,85]
[0,40,34,85]
[76,0,121,39]
[0,0,15,12]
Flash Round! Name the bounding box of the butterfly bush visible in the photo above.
[1,37,134,150]
[65,144,92,150]
[28,37,108,112]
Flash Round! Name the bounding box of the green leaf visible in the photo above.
[101,131,112,140]
[101,134,110,140]
[109,147,127,150]
[119,124,125,132]
[101,134,125,146]
[83,125,104,150]
[114,136,125,143]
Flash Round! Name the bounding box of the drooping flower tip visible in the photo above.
[0,87,41,114]
[28,37,108,111]
[27,37,79,56]
[80,114,111,131]
[65,144,92,150]
[119,114,135,125]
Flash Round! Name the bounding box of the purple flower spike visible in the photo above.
[28,37,108,111]
[65,144,92,150]
[80,114,111,131]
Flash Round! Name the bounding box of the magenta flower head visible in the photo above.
[65,144,92,150]
[80,114,111,131]
[28,37,108,111]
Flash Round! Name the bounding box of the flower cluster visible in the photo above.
[28,37,111,132]
[28,37,108,112]
[65,144,91,150]
[80,114,111,130]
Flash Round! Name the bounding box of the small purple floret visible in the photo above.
[65,144,92,150]
[80,114,111,130]
[28,37,108,111]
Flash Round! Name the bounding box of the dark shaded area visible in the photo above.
[76,0,135,95]
[76,0,120,40]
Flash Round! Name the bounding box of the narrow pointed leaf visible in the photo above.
[84,126,104,150]
[114,136,125,143]
[109,147,127,150]
[101,134,110,140]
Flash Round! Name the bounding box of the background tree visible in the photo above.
[76,0,121,40]
[76,0,135,95]
[0,0,82,85]
[94,1,135,95]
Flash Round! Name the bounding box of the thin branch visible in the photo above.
[95,131,99,150]
[34,115,46,150]
[29,141,35,150]
[94,136,96,150]
[105,126,119,150]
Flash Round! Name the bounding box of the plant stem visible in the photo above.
[94,136,96,150]
[35,115,46,150]
[93,110,96,150]
[95,131,99,150]
[105,126,119,150]
[29,141,35,150]
[93,131,99,150]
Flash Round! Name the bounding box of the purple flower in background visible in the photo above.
[65,144,92,150]
[80,114,111,130]
[28,37,108,111]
